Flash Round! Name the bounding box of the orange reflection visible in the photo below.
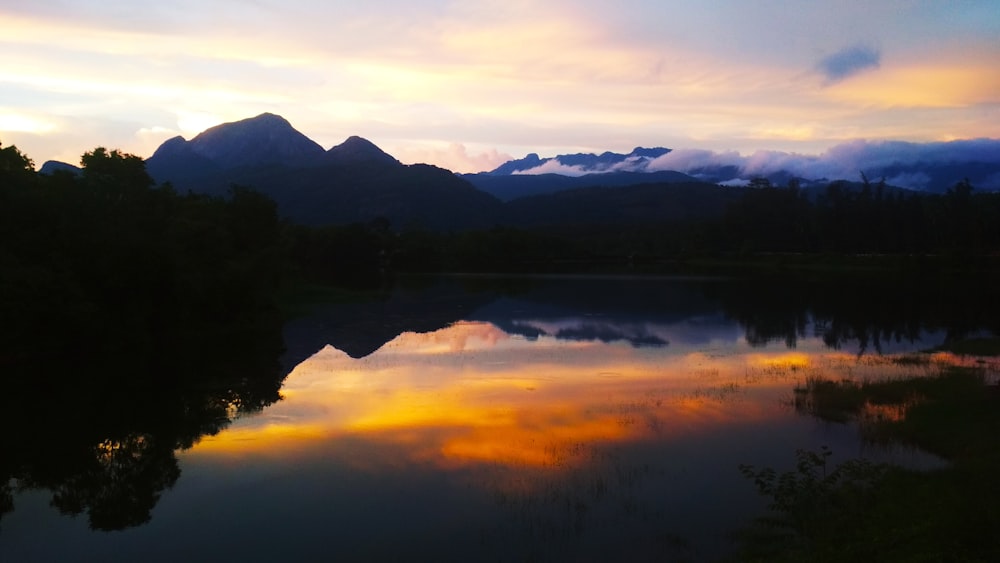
[189,322,966,473]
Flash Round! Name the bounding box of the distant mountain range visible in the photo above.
[37,113,1000,229]
[488,146,672,175]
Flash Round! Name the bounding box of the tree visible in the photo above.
[0,141,35,180]
[80,147,153,197]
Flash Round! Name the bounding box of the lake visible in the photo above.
[2,273,995,562]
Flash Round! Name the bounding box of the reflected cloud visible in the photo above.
[509,318,668,348]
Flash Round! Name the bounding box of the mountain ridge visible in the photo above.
[486,146,672,176]
[33,113,1000,231]
[143,113,502,229]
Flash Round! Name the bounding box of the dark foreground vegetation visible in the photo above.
[2,143,288,531]
[1,143,284,371]
[736,349,1000,562]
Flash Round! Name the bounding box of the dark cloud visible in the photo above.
[817,45,881,83]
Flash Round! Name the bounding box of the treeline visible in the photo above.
[385,178,1000,274]
[0,143,283,371]
[722,177,999,255]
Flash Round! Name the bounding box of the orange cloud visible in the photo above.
[826,60,1000,109]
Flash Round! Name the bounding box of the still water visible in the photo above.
[2,274,992,562]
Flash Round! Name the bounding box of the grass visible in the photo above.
[736,363,1000,562]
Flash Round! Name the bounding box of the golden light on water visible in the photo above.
[192,321,804,466]
[190,318,996,478]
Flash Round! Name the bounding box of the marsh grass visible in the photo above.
[737,362,1000,561]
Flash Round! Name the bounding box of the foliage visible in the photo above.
[0,144,284,371]
[737,447,889,560]
[736,366,1000,561]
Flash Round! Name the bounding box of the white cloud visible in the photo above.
[645,139,1000,185]
[647,149,743,172]
[512,160,593,177]
[0,112,56,134]
[393,142,513,174]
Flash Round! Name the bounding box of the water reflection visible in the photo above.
[4,274,999,562]
[202,322,786,467]
[0,321,286,532]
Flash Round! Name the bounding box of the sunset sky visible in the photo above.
[2,1,998,173]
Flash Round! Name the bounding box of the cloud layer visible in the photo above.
[1,1,999,171]
[508,139,1000,191]
[648,139,1000,189]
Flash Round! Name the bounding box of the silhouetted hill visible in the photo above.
[38,160,80,175]
[145,114,502,229]
[323,135,400,167]
[146,113,324,182]
[502,181,739,227]
[188,112,325,169]
[245,162,503,229]
[465,170,702,201]
[146,136,222,184]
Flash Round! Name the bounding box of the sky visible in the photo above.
[1,0,999,173]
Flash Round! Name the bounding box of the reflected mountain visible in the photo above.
[283,276,735,365]
[288,274,1000,363]
[468,276,736,349]
[280,277,501,366]
[0,321,286,532]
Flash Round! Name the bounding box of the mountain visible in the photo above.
[501,181,739,228]
[464,146,709,201]
[187,112,324,169]
[480,139,1000,195]
[245,161,502,230]
[143,115,735,230]
[487,146,671,175]
[39,160,81,175]
[146,113,324,179]
[323,135,400,167]
[146,113,501,229]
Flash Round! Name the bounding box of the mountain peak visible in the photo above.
[629,147,671,159]
[487,153,545,175]
[185,113,325,169]
[325,135,400,166]
[39,160,81,176]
